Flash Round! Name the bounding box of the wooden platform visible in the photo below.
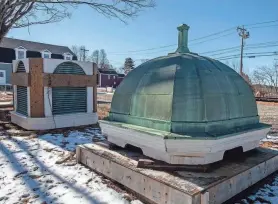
[76,143,278,204]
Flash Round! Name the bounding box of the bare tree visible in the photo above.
[71,45,90,61]
[71,45,81,60]
[0,0,155,43]
[91,50,100,66]
[252,62,278,95]
[225,60,240,72]
[99,49,109,69]
[225,59,252,88]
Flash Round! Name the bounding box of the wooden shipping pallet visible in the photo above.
[77,142,278,204]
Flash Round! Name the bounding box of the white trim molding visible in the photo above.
[11,111,98,130]
[14,46,27,60]
[43,58,93,75]
[101,121,271,165]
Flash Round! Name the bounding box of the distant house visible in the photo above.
[0,37,77,86]
[98,69,124,88]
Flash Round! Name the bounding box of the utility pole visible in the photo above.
[275,59,278,93]
[237,26,250,76]
[80,47,89,61]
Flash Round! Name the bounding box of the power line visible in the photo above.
[208,47,278,58]
[208,48,241,57]
[108,47,174,56]
[107,19,278,55]
[189,27,236,42]
[244,51,278,55]
[202,41,278,56]
[200,46,240,54]
[216,51,278,61]
[109,44,176,54]
[245,44,278,50]
[110,43,278,61]
[189,32,235,46]
[109,32,238,56]
[247,40,278,47]
[248,24,278,29]
[245,19,278,27]
[108,27,237,54]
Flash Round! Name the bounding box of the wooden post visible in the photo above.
[93,63,98,113]
[29,58,45,117]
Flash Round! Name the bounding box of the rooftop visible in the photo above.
[0,37,75,56]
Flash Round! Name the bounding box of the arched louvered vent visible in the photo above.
[17,61,26,72]
[16,61,28,116]
[52,62,87,115]
[54,62,85,75]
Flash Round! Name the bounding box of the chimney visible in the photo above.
[175,24,190,53]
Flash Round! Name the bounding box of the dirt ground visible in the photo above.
[257,101,278,128]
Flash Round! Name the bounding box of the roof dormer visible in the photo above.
[63,52,73,60]
[14,46,27,60]
[41,49,52,59]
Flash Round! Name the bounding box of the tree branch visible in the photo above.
[0,0,155,43]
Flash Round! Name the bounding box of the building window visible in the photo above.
[43,53,50,58]
[15,47,27,60]
[41,50,51,58]
[0,70,6,85]
[18,50,25,59]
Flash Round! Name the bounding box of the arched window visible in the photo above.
[52,62,87,115]
[16,61,28,116]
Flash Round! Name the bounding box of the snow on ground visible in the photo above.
[239,176,278,204]
[0,127,142,204]
[1,125,278,204]
[235,133,278,204]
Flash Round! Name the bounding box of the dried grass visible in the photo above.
[97,103,111,120]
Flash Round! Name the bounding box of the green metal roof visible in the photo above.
[108,24,260,137]
[109,53,260,137]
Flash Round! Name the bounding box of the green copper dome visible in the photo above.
[109,24,260,137]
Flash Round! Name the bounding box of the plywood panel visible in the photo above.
[29,58,44,117]
[78,145,193,204]
[77,143,278,204]
[43,73,97,87]
[11,73,30,86]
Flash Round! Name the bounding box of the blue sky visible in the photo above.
[7,0,278,73]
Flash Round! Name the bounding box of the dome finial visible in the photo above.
[176,24,190,53]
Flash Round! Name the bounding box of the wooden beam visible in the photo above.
[29,58,45,118]
[11,73,30,87]
[93,63,98,113]
[43,73,97,87]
